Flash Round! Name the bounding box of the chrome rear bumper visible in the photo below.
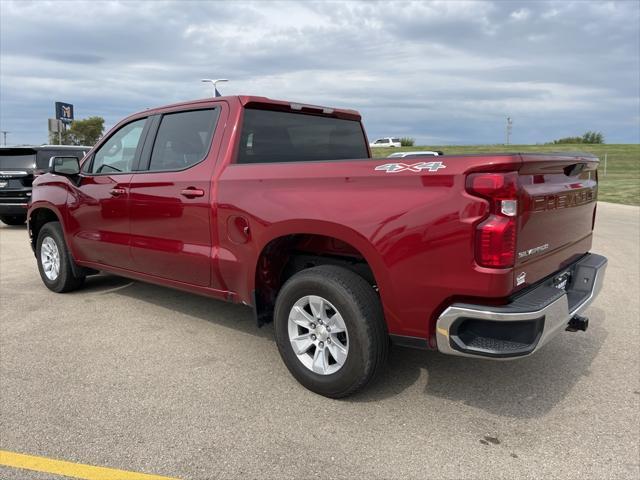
[436,253,607,359]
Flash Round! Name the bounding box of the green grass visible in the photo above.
[372,144,640,206]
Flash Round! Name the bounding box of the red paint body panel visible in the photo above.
[513,154,599,293]
[29,96,599,343]
[128,171,212,286]
[215,157,522,337]
[65,174,133,269]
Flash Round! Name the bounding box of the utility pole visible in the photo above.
[0,130,9,146]
[506,116,513,145]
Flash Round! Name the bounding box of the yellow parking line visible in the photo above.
[0,450,180,480]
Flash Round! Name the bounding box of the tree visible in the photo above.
[51,116,105,146]
[551,131,605,144]
[581,131,604,144]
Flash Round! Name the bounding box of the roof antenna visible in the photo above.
[201,79,228,97]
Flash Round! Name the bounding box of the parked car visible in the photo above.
[370,137,401,148]
[0,145,89,225]
[387,150,443,158]
[28,96,607,398]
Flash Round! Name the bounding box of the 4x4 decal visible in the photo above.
[375,161,446,173]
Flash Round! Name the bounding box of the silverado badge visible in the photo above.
[518,243,549,259]
[375,161,446,173]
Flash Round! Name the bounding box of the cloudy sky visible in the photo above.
[1,0,638,146]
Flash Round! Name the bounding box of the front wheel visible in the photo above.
[274,265,387,398]
[0,214,26,225]
[36,222,85,293]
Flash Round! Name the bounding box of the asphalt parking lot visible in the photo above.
[1,201,638,480]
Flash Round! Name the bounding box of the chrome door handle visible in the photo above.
[109,188,126,196]
[181,188,205,198]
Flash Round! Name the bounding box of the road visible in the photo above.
[1,201,638,479]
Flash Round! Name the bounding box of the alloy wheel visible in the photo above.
[287,295,349,375]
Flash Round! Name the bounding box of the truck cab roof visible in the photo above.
[143,95,362,121]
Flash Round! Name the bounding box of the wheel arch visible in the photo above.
[250,220,393,327]
[28,204,64,253]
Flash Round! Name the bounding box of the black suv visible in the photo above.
[0,145,89,225]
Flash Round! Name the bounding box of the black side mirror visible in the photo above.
[49,156,80,176]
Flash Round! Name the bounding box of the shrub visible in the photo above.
[400,137,415,147]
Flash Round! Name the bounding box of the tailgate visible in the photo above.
[516,153,599,286]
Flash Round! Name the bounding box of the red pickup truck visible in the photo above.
[28,96,607,397]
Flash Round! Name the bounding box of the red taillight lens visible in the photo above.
[467,172,519,268]
[475,215,517,267]
[468,172,518,201]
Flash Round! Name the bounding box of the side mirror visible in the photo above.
[49,156,80,176]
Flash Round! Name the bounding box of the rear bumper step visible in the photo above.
[436,253,607,359]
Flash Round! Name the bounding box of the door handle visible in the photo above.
[109,188,126,196]
[180,188,205,198]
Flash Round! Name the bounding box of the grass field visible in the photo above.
[371,144,640,206]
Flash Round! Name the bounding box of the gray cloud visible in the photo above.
[0,0,638,146]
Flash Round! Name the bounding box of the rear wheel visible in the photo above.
[0,214,26,225]
[274,265,387,398]
[36,222,85,293]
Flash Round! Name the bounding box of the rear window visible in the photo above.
[392,138,401,143]
[237,108,368,164]
[0,150,37,169]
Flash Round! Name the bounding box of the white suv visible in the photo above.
[370,137,402,148]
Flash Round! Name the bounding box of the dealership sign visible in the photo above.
[55,102,74,123]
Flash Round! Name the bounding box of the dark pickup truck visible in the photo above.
[27,96,607,397]
[0,145,88,225]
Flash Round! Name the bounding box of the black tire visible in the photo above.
[274,265,388,398]
[36,221,85,293]
[0,214,27,225]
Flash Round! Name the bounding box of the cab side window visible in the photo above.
[148,109,219,171]
[90,119,146,174]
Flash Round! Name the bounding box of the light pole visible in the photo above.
[0,130,9,146]
[506,116,513,145]
[201,79,228,97]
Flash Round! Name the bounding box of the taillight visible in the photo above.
[467,172,519,268]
